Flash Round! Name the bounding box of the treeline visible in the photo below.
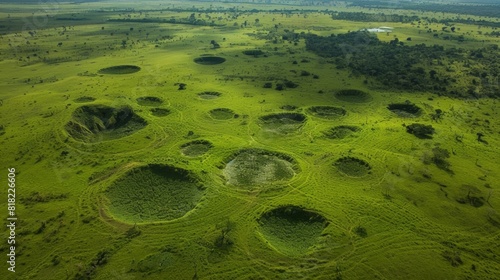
[332,11,500,28]
[334,12,419,23]
[107,18,223,27]
[304,31,499,98]
[348,0,500,18]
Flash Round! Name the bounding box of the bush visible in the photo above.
[406,123,435,138]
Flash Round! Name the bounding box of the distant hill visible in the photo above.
[0,0,102,2]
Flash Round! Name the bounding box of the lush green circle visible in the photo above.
[181,140,213,157]
[259,205,328,256]
[194,56,226,65]
[335,89,372,103]
[150,108,171,117]
[334,157,372,177]
[209,108,236,120]
[323,125,361,139]
[137,96,163,106]
[259,113,306,134]
[98,65,141,74]
[223,149,297,187]
[198,91,222,99]
[65,105,147,143]
[105,164,204,223]
[307,106,346,119]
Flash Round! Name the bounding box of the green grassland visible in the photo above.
[0,1,499,279]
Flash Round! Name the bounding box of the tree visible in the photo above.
[406,123,435,138]
[210,40,220,49]
[214,219,234,249]
[432,147,452,172]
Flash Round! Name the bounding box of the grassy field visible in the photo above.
[0,1,499,279]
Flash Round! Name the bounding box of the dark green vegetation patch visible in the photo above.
[223,149,297,187]
[65,105,147,143]
[209,108,236,120]
[105,164,204,223]
[406,123,435,139]
[198,91,222,99]
[259,205,328,256]
[181,140,213,157]
[334,157,372,177]
[307,106,346,119]
[323,125,361,139]
[74,96,96,103]
[388,102,422,117]
[259,113,306,134]
[194,56,226,65]
[243,49,264,56]
[98,65,141,74]
[335,89,372,103]
[137,96,163,106]
[150,108,171,117]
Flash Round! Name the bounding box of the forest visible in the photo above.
[304,31,499,98]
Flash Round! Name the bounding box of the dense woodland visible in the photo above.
[304,31,499,98]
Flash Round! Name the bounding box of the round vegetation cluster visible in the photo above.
[334,157,372,177]
[259,113,306,134]
[280,105,298,111]
[259,205,328,256]
[223,149,298,187]
[209,108,237,120]
[137,96,163,106]
[323,125,361,139]
[65,105,147,143]
[98,65,141,74]
[181,140,213,157]
[198,91,222,100]
[150,108,171,117]
[105,164,205,223]
[74,96,96,103]
[335,89,372,103]
[194,56,226,65]
[387,102,422,117]
[243,49,264,56]
[307,106,346,119]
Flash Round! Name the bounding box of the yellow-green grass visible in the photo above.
[0,1,499,280]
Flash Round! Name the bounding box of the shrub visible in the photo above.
[406,123,435,138]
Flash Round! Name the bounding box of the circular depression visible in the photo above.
[334,156,372,177]
[105,164,205,223]
[65,105,147,143]
[323,125,361,139]
[150,108,171,117]
[307,106,346,119]
[259,113,306,134]
[335,89,372,103]
[259,205,328,256]
[209,108,236,120]
[198,91,222,100]
[223,149,298,187]
[194,56,226,65]
[137,96,163,106]
[98,65,141,74]
[181,140,213,157]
